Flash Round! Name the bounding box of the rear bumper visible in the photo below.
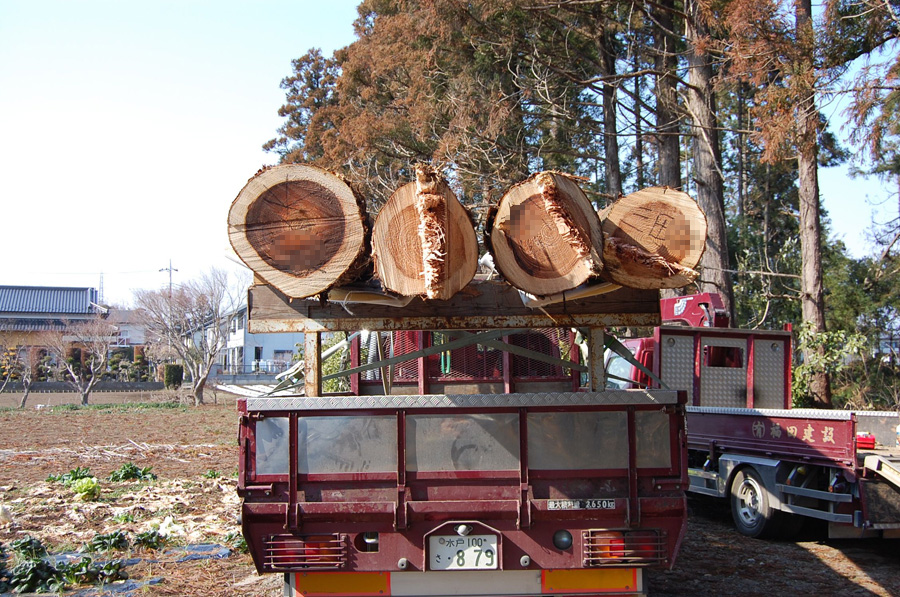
[284,568,645,597]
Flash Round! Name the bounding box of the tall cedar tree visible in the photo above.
[685,0,735,319]
[724,0,832,405]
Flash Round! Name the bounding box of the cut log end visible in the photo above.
[488,171,603,296]
[600,186,707,289]
[228,164,370,299]
[537,172,592,263]
[372,165,477,300]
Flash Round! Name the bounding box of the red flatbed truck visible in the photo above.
[605,293,900,539]
[237,281,688,597]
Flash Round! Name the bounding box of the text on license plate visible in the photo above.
[428,534,498,570]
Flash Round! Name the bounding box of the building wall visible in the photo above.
[218,309,303,375]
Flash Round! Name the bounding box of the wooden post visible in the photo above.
[502,335,513,394]
[589,328,606,392]
[304,332,322,397]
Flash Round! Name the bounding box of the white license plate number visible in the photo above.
[428,534,498,570]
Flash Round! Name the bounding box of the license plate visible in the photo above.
[428,534,498,570]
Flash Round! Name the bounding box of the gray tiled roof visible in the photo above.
[0,286,99,315]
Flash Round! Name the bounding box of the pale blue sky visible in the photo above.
[0,1,892,306]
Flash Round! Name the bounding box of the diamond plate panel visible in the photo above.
[659,333,694,393]
[246,390,678,412]
[699,337,747,408]
[753,338,787,408]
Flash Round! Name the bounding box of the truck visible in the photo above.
[604,292,900,539]
[237,281,687,597]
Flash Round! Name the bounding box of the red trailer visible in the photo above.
[605,293,900,539]
[238,282,687,596]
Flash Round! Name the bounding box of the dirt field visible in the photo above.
[0,391,898,596]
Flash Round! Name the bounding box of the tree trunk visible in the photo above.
[633,50,645,189]
[600,186,707,289]
[18,387,30,409]
[600,27,623,197]
[228,164,370,299]
[685,0,734,321]
[193,378,206,406]
[372,164,478,300]
[654,0,681,190]
[487,171,604,296]
[796,0,831,407]
[18,374,32,409]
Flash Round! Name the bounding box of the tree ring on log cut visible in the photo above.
[228,164,369,299]
[506,196,583,279]
[599,186,707,289]
[246,179,344,274]
[487,171,604,296]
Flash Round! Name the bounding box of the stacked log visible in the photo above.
[486,171,604,296]
[227,163,706,302]
[371,164,478,300]
[228,164,370,299]
[599,186,706,289]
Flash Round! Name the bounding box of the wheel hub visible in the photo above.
[737,477,763,526]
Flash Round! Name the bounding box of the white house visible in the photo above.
[219,305,304,376]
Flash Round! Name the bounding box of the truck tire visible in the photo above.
[729,468,780,538]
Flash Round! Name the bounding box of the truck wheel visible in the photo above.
[729,468,779,538]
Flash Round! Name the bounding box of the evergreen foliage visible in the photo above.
[265,0,900,409]
[164,364,184,389]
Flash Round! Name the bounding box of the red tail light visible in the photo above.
[582,530,666,566]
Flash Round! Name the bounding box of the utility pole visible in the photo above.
[159,260,178,358]
[159,259,177,300]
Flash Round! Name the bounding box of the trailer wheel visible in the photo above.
[729,468,779,538]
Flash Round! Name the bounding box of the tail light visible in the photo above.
[582,530,666,566]
[596,532,625,558]
[264,534,347,570]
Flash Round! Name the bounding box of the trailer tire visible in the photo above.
[729,468,780,538]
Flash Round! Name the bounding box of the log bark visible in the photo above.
[372,164,478,300]
[600,186,707,289]
[228,164,370,299]
[487,171,604,296]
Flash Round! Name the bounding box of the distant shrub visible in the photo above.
[164,364,183,389]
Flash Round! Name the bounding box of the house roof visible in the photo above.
[0,286,99,315]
